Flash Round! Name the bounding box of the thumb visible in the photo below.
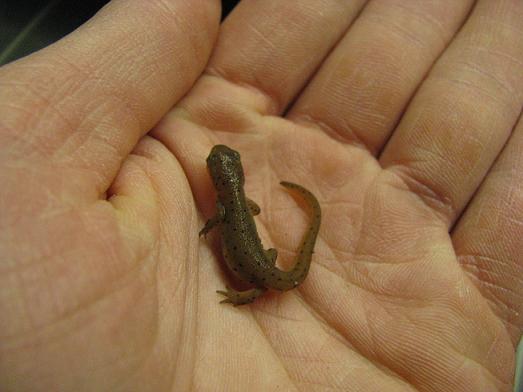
[0,0,220,199]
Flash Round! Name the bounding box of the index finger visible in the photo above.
[0,0,220,196]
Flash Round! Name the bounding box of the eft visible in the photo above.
[199,145,321,305]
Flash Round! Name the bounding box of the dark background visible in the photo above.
[0,0,241,65]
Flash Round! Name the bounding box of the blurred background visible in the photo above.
[0,0,240,65]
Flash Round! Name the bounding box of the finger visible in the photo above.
[152,0,368,210]
[452,116,523,345]
[288,0,474,154]
[0,0,219,196]
[202,0,367,116]
[380,0,523,226]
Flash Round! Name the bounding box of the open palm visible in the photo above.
[1,1,521,391]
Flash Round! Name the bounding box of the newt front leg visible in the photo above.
[198,202,225,237]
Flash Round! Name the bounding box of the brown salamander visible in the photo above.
[199,145,321,305]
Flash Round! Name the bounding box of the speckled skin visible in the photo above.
[199,145,321,305]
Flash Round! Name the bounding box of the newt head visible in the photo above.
[206,144,245,190]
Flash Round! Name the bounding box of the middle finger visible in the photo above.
[288,0,474,154]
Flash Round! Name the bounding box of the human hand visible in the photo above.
[1,1,522,391]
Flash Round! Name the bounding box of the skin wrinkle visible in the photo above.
[342,256,444,307]
[461,264,523,308]
[360,304,427,390]
[502,212,523,227]
[0,101,45,156]
[473,46,523,70]
[104,278,161,388]
[3,91,73,158]
[393,122,492,188]
[191,74,272,125]
[4,159,157,339]
[386,138,453,170]
[53,101,129,169]
[437,75,518,113]
[453,56,519,97]
[254,293,414,391]
[476,279,522,318]
[50,48,96,87]
[55,27,191,165]
[2,63,71,116]
[91,4,202,105]
[247,23,278,51]
[461,268,523,335]
[0,202,106,275]
[292,113,371,152]
[449,339,509,389]
[440,307,513,387]
[384,1,452,40]
[383,167,455,226]
[205,67,282,116]
[169,227,195,392]
[460,253,523,283]
[298,261,417,387]
[459,253,523,283]
[2,232,155,346]
[5,66,146,195]
[366,13,429,51]
[247,315,297,390]
[1,250,155,351]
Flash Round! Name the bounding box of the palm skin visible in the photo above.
[0,1,521,391]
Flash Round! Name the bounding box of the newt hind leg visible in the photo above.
[264,248,278,266]
[217,286,267,306]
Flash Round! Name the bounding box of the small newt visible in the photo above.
[199,145,321,305]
